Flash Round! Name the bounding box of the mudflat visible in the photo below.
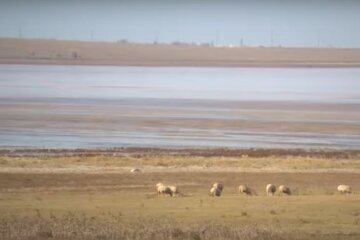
[2,96,360,149]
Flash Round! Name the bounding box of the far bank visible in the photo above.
[1,38,360,68]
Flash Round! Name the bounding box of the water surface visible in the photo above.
[1,65,359,149]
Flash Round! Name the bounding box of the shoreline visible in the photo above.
[1,147,359,158]
[1,38,360,68]
[2,58,360,68]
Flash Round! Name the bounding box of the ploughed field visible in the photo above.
[0,148,360,240]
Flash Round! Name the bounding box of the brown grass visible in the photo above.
[1,149,360,239]
[0,213,294,240]
[1,154,360,173]
[2,211,359,240]
[1,191,360,240]
[1,171,359,195]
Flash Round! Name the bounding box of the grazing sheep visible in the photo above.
[213,182,224,192]
[337,184,351,194]
[156,182,164,188]
[130,168,141,173]
[266,184,276,196]
[238,185,252,195]
[210,182,223,197]
[210,187,222,197]
[156,183,172,196]
[278,185,291,195]
[168,185,179,196]
[156,182,164,194]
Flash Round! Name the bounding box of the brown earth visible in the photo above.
[1,38,360,67]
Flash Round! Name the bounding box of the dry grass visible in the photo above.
[1,170,360,194]
[1,191,360,240]
[1,149,360,239]
[1,154,360,173]
[0,213,291,240]
[2,212,359,240]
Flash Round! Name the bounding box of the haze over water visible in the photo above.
[0,64,360,149]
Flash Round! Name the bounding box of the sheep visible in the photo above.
[130,168,141,173]
[238,185,252,196]
[278,185,291,195]
[213,182,224,192]
[155,182,164,194]
[266,184,276,196]
[155,183,179,197]
[210,186,222,197]
[156,183,172,196]
[156,182,163,189]
[210,182,224,197]
[168,185,179,196]
[337,184,351,194]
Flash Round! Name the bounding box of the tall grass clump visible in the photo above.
[0,211,290,240]
[1,211,360,240]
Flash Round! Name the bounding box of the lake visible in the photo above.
[0,64,359,149]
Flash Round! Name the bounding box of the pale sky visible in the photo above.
[0,0,360,47]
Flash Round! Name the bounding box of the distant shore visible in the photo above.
[1,38,360,68]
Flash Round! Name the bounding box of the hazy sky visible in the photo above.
[1,0,360,47]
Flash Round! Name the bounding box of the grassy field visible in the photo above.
[1,151,360,172]
[1,190,360,239]
[1,149,360,239]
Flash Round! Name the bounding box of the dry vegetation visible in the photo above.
[1,153,360,173]
[2,213,359,240]
[0,148,360,172]
[1,189,360,240]
[0,213,297,240]
[1,148,360,239]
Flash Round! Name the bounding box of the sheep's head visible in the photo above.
[156,183,164,188]
[213,182,223,191]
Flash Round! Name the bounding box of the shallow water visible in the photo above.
[0,64,360,149]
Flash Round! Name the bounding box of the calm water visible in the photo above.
[0,64,360,149]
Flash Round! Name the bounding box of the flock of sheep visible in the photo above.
[155,182,352,197]
[132,168,352,197]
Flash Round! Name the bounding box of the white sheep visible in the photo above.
[210,186,222,197]
[278,185,291,195]
[266,184,276,196]
[156,183,172,196]
[210,182,224,197]
[168,185,179,196]
[130,168,141,173]
[213,182,224,192]
[156,182,164,194]
[238,184,252,195]
[337,184,351,194]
